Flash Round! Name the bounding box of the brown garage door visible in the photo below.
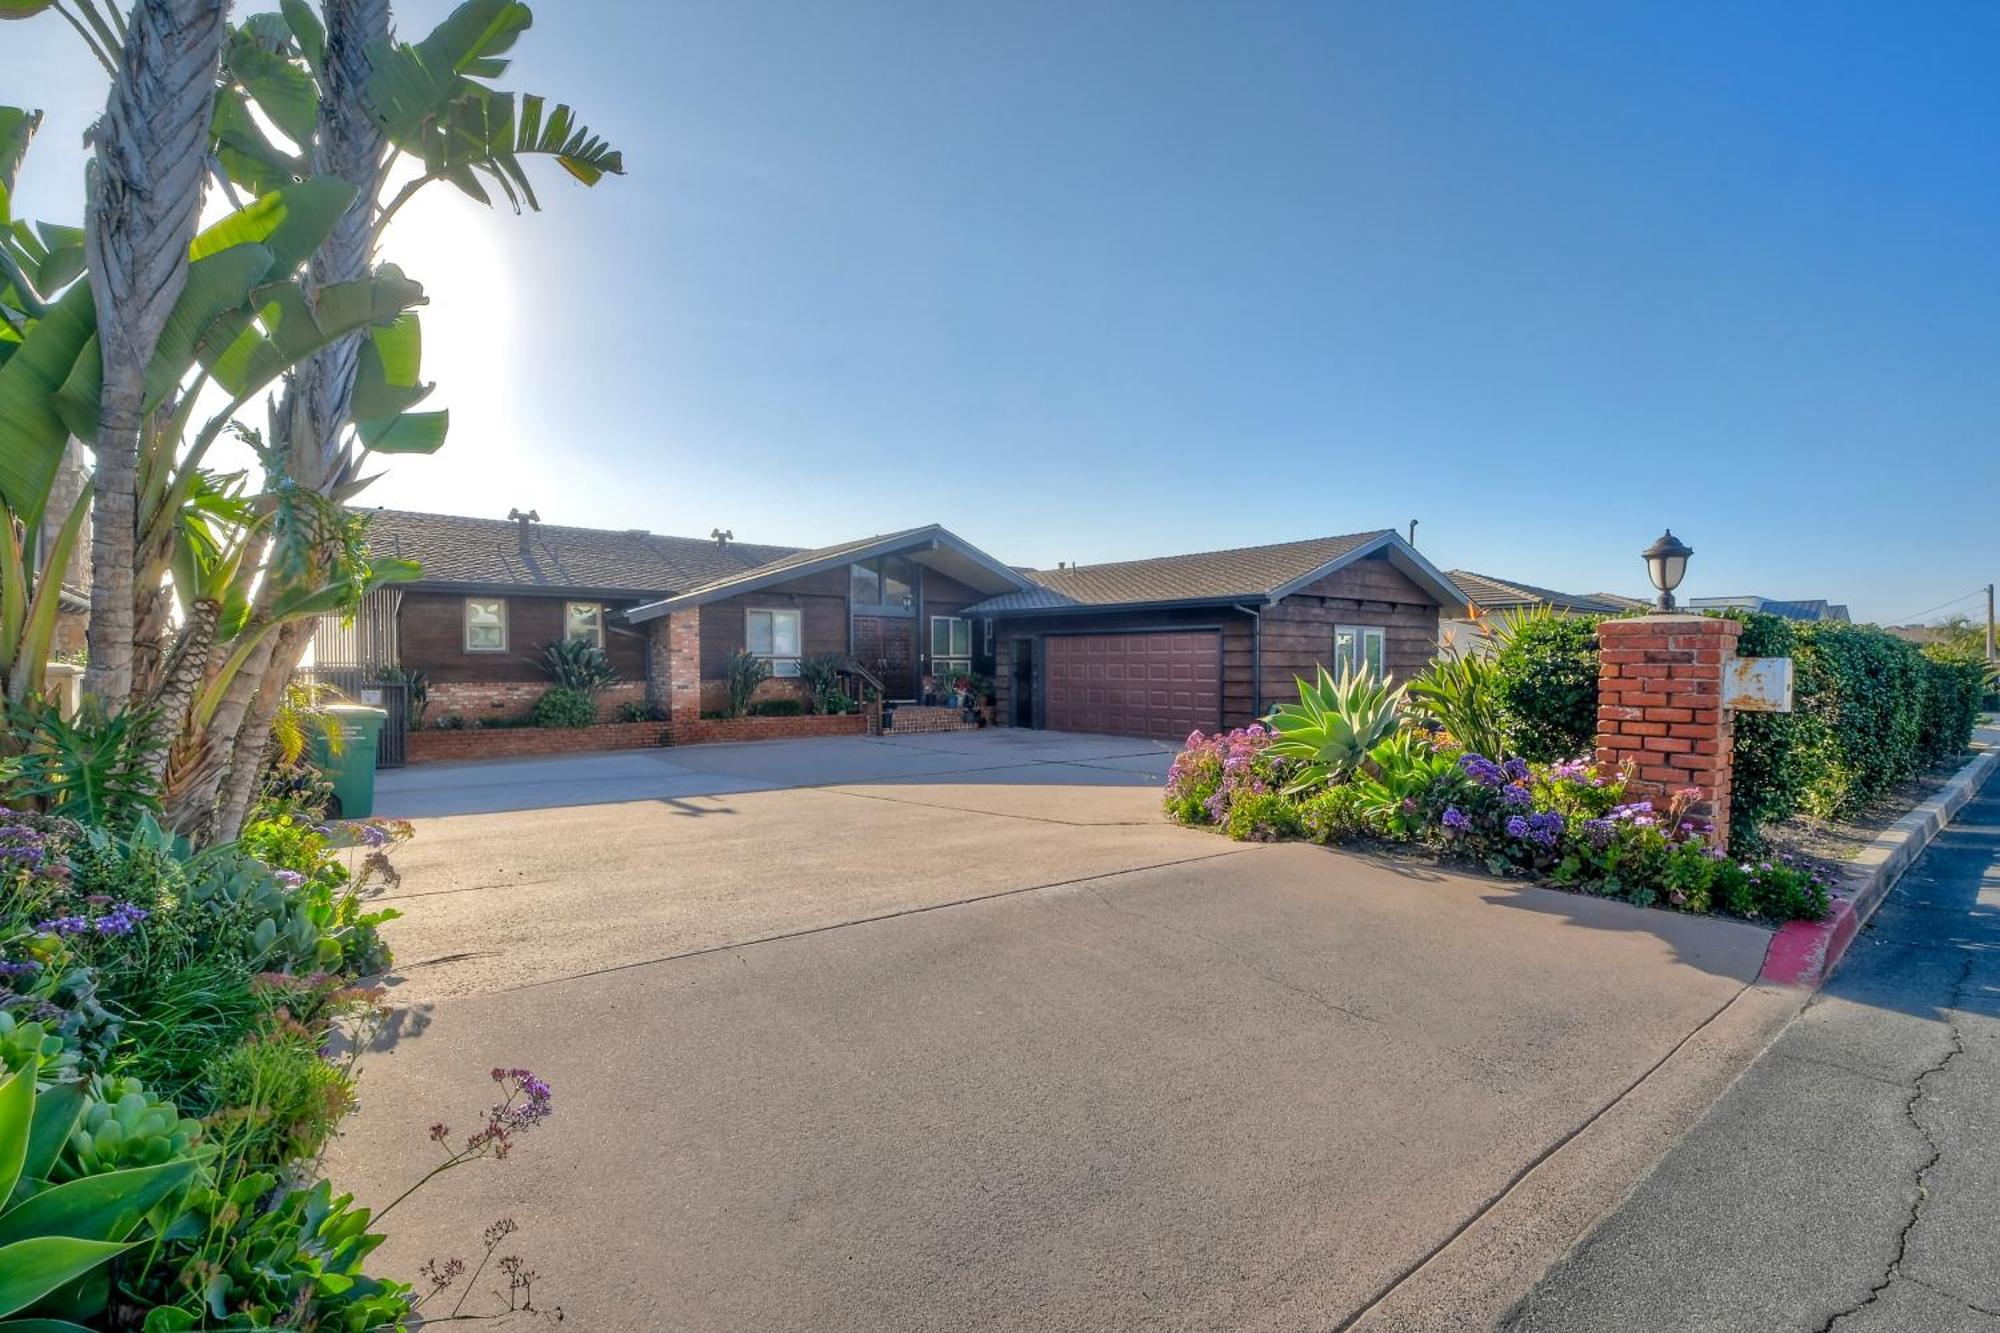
[1043,631,1222,739]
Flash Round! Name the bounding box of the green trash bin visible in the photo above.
[312,704,388,818]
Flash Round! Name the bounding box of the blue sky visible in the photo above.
[16,2,2000,623]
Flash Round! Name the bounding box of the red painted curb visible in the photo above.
[1759,897,1858,989]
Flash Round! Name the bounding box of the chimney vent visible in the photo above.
[711,528,734,547]
[1407,518,1419,548]
[507,508,540,554]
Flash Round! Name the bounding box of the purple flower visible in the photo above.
[1502,757,1531,782]
[1501,784,1532,807]
[1460,754,1506,789]
[0,960,39,979]
[37,914,91,937]
[94,903,149,936]
[1442,807,1470,830]
[274,869,306,889]
[1505,815,1531,839]
[1582,818,1617,848]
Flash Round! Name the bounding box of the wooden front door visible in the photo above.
[853,616,916,699]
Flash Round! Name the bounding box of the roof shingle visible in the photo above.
[1446,570,1632,616]
[362,509,798,595]
[965,532,1393,614]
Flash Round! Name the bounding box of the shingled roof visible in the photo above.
[965,531,1467,615]
[1447,570,1632,616]
[361,509,799,596]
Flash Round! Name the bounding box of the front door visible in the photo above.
[853,615,916,699]
[1012,638,1035,727]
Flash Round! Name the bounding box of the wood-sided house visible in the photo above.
[332,510,1466,741]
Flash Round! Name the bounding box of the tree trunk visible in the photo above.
[79,0,228,705]
[161,627,276,835]
[213,619,309,841]
[142,598,218,782]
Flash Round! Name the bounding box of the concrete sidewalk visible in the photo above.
[1507,775,2000,1332]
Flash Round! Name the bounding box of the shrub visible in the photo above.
[1224,791,1302,842]
[1406,652,1511,761]
[1490,611,1604,762]
[532,685,598,729]
[724,649,771,719]
[540,638,619,692]
[1298,784,1373,844]
[1164,725,1286,825]
[799,652,847,715]
[1794,622,1926,814]
[1263,666,1404,792]
[618,700,667,723]
[1351,730,1460,840]
[1721,611,1821,848]
[750,697,805,717]
[1917,651,1984,767]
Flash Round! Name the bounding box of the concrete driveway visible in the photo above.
[331,731,1793,1330]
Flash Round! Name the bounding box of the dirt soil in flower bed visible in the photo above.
[1758,752,1970,870]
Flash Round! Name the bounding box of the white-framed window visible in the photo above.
[464,598,508,652]
[931,615,972,679]
[1333,624,1387,678]
[564,601,605,649]
[746,607,802,677]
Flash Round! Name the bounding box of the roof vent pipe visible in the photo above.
[1407,519,1418,548]
[507,508,540,554]
[711,528,734,547]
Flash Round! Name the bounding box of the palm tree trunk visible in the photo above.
[79,0,228,706]
[214,618,309,841]
[142,598,218,781]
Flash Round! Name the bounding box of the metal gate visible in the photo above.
[296,669,409,769]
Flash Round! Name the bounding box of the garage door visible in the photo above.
[1043,631,1223,739]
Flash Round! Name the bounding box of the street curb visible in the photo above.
[1759,742,1998,988]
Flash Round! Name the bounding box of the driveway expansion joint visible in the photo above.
[1817,950,1975,1333]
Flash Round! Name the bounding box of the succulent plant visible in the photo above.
[57,1076,204,1180]
[1263,664,1407,793]
[0,1008,79,1086]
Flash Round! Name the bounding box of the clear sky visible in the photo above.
[16,1,2000,624]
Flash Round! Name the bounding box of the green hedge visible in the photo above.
[1496,608,1986,848]
[1491,613,1606,762]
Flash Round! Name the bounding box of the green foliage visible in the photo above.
[55,1077,203,1181]
[201,1021,354,1171]
[530,685,596,729]
[749,697,804,717]
[1721,611,1817,847]
[1,698,163,830]
[376,665,430,727]
[1489,611,1604,762]
[1405,652,1510,760]
[1351,731,1460,840]
[1296,784,1372,845]
[798,651,847,715]
[723,649,770,719]
[538,637,617,692]
[616,699,665,723]
[1263,666,1405,793]
[1223,791,1302,842]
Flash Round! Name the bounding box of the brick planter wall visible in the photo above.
[407,721,668,764]
[885,705,977,734]
[1595,614,1742,848]
[427,680,646,725]
[664,713,868,746]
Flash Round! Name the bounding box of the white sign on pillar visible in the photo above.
[1725,656,1794,713]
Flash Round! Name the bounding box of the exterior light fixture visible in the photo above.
[1642,529,1693,611]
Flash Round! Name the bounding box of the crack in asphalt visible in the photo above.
[1819,949,1977,1333]
[1904,1273,2000,1321]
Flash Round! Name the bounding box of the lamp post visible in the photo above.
[1642,530,1693,612]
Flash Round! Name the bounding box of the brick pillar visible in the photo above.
[644,617,673,710]
[666,608,702,721]
[1595,614,1741,849]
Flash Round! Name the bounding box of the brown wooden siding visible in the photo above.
[697,567,851,677]
[397,591,649,684]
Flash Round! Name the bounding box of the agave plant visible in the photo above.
[1263,665,1405,794]
[1353,730,1460,839]
[1405,651,1512,761]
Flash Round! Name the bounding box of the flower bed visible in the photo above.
[1165,721,1834,924]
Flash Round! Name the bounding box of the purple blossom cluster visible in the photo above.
[1460,754,1506,788]
[1166,725,1281,826]
[0,821,50,872]
[274,869,307,890]
[1505,810,1566,848]
[37,901,150,938]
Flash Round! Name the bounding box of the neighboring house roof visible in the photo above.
[964,531,1469,616]
[361,509,798,596]
[624,525,1032,622]
[1446,570,1632,616]
[1686,596,1852,623]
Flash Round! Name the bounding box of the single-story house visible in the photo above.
[330,509,1467,741]
[1439,570,1639,655]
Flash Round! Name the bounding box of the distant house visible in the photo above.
[325,510,1466,740]
[1440,570,1635,656]
[1685,596,1851,623]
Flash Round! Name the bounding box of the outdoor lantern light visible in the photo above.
[1642,529,1694,611]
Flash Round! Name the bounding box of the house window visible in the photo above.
[931,615,972,679]
[849,556,917,612]
[464,598,508,652]
[565,601,604,649]
[1333,624,1387,678]
[746,607,802,677]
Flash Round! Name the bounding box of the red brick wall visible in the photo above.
[885,705,977,734]
[665,714,869,745]
[428,679,646,725]
[407,720,669,763]
[1595,615,1740,847]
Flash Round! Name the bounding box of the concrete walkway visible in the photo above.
[1507,773,2000,1332]
[332,734,1792,1329]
